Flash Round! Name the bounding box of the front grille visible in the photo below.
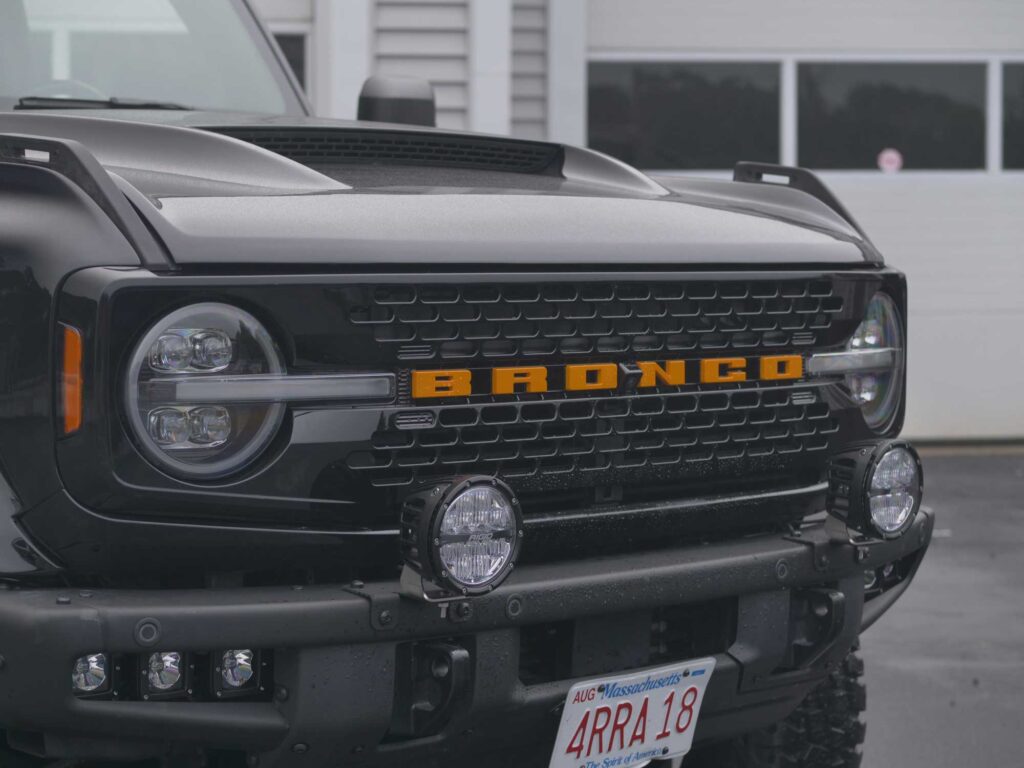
[321,275,875,524]
[212,128,562,174]
[352,279,845,362]
[347,387,838,491]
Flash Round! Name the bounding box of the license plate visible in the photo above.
[549,658,715,768]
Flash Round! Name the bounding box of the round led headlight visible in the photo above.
[845,293,905,432]
[827,440,923,540]
[401,476,523,597]
[125,303,285,479]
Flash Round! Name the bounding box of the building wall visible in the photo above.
[510,0,548,139]
[375,0,471,130]
[586,0,1024,440]
[587,0,1024,54]
[251,0,312,25]
[254,0,511,133]
[824,174,1024,439]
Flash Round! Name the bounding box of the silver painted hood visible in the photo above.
[0,111,874,266]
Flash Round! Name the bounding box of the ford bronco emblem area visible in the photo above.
[0,2,930,767]
[411,355,805,398]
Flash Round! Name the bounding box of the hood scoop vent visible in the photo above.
[211,127,563,175]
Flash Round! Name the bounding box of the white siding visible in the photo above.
[250,0,313,24]
[588,0,1024,54]
[374,0,471,130]
[511,0,548,139]
[822,174,1024,440]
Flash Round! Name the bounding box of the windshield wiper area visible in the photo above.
[15,96,191,110]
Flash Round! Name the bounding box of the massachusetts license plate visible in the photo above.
[549,658,716,768]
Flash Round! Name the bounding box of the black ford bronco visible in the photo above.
[0,2,931,767]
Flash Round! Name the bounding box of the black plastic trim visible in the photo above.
[733,162,874,252]
[0,133,172,270]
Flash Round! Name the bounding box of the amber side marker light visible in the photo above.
[61,325,83,434]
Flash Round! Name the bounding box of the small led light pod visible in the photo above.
[213,649,264,698]
[146,651,184,692]
[72,653,109,694]
[827,440,923,540]
[400,476,524,601]
[221,649,255,688]
[141,651,192,700]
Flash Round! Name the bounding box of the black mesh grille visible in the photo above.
[213,128,562,174]
[346,388,839,491]
[352,279,844,362]
[326,275,875,510]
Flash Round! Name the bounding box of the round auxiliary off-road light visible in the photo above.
[827,440,923,540]
[401,476,523,597]
[868,445,920,535]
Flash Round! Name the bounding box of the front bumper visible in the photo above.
[0,510,933,767]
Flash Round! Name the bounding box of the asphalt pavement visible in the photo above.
[861,447,1024,766]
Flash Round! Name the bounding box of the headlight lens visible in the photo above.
[827,440,922,540]
[125,303,285,479]
[869,446,920,534]
[221,649,255,689]
[72,653,108,693]
[845,293,904,431]
[438,484,517,588]
[146,651,184,692]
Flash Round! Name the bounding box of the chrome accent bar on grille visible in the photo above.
[806,348,897,376]
[144,374,396,405]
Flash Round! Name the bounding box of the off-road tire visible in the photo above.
[690,647,867,768]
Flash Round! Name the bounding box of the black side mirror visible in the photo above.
[357,76,436,127]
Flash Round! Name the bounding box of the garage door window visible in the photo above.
[798,63,986,170]
[1003,64,1024,169]
[588,62,780,170]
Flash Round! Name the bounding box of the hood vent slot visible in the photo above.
[211,128,563,175]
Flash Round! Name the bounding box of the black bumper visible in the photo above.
[0,510,933,767]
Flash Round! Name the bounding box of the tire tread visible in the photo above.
[691,649,867,768]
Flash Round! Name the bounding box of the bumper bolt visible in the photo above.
[291,743,308,754]
[350,580,364,589]
[56,595,71,605]
[378,610,393,626]
[506,595,524,620]
[774,560,789,582]
[818,554,830,568]
[455,601,472,619]
[275,686,289,702]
